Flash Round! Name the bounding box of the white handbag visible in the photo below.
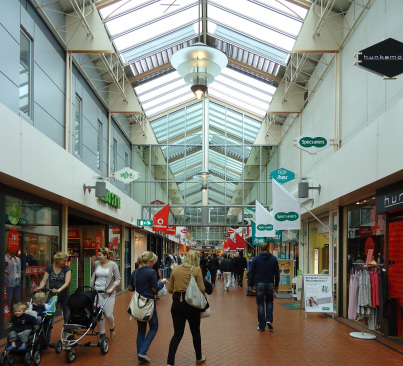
[128,291,154,322]
[185,266,207,309]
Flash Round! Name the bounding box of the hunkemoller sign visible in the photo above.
[355,38,403,78]
[293,132,331,154]
[376,181,403,214]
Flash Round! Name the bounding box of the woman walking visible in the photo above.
[38,252,71,339]
[90,248,121,340]
[167,250,206,366]
[129,251,167,364]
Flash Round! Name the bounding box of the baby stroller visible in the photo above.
[54,286,110,363]
[0,289,57,366]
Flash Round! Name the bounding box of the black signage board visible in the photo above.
[376,180,403,214]
[356,38,403,78]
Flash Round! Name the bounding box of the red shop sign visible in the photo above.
[227,229,234,234]
[68,228,80,239]
[7,229,20,252]
[26,266,47,275]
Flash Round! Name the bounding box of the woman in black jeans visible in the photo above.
[167,250,206,366]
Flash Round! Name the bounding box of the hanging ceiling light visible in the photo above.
[171,42,228,99]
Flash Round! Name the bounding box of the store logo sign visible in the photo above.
[257,224,273,231]
[293,132,331,154]
[269,168,295,184]
[275,212,299,221]
[376,181,403,214]
[354,38,403,78]
[99,189,121,209]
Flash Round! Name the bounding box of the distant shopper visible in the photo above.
[199,253,208,279]
[248,243,279,331]
[220,253,233,292]
[207,254,220,287]
[233,251,247,287]
[90,248,121,340]
[167,250,206,366]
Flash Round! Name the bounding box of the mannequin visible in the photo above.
[5,248,21,310]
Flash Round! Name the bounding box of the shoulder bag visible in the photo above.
[127,270,155,322]
[185,266,207,309]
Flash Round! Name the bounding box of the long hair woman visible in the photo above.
[167,250,206,366]
[129,251,167,364]
[90,247,121,340]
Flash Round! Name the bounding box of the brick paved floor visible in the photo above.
[3,279,403,365]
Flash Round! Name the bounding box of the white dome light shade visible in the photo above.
[171,43,228,98]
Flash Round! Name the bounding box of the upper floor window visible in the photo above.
[19,30,31,116]
[74,95,82,156]
[112,139,117,177]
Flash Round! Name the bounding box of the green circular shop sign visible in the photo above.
[257,224,273,231]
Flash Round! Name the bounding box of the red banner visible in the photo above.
[8,229,20,252]
[227,238,237,252]
[153,204,169,233]
[235,233,246,251]
[68,228,80,239]
[166,226,176,235]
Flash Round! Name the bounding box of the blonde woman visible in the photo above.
[128,251,167,363]
[90,248,121,340]
[38,252,71,326]
[167,250,206,366]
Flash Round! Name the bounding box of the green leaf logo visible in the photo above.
[299,137,327,148]
[275,212,299,221]
[257,224,273,231]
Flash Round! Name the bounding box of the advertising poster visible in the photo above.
[278,260,294,292]
[303,275,333,313]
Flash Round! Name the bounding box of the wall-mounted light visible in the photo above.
[298,180,321,198]
[83,181,106,198]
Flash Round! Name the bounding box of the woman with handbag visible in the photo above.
[90,248,121,341]
[167,250,206,366]
[129,251,167,364]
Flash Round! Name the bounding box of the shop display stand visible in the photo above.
[349,262,381,340]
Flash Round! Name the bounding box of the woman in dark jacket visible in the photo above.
[129,251,167,364]
[199,253,208,279]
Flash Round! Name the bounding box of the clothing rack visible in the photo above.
[349,262,378,340]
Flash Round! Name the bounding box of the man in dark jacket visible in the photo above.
[248,243,280,332]
[207,253,220,286]
[233,251,247,287]
[220,254,233,292]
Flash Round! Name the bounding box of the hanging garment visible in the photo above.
[348,273,359,320]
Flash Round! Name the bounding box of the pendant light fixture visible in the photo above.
[170,0,227,99]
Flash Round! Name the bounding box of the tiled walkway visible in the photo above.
[3,279,403,365]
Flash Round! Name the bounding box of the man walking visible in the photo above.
[233,251,247,287]
[220,253,233,291]
[248,243,280,331]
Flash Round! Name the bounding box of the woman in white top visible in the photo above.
[90,248,121,340]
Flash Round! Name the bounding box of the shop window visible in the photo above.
[19,30,32,117]
[4,195,60,330]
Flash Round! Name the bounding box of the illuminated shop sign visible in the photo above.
[99,189,121,209]
[376,181,403,214]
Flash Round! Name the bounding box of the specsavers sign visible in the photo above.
[293,132,331,154]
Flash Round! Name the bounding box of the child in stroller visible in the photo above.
[0,302,38,366]
[54,286,111,363]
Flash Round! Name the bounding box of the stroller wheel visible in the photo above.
[54,341,62,354]
[6,353,15,366]
[0,352,6,366]
[99,337,109,355]
[24,352,31,366]
[65,349,76,363]
[33,351,41,366]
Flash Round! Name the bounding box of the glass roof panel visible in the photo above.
[258,0,308,19]
[208,4,296,51]
[106,5,198,51]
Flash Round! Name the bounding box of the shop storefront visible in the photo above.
[345,183,403,338]
[1,188,61,336]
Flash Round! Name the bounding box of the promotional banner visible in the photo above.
[166,226,176,235]
[227,238,236,252]
[303,275,334,314]
[272,179,301,230]
[153,204,169,233]
[251,221,266,246]
[278,260,294,292]
[235,233,246,250]
[255,200,276,237]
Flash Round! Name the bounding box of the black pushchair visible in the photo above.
[0,289,57,366]
[54,287,110,363]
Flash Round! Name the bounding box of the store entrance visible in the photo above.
[68,215,106,291]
